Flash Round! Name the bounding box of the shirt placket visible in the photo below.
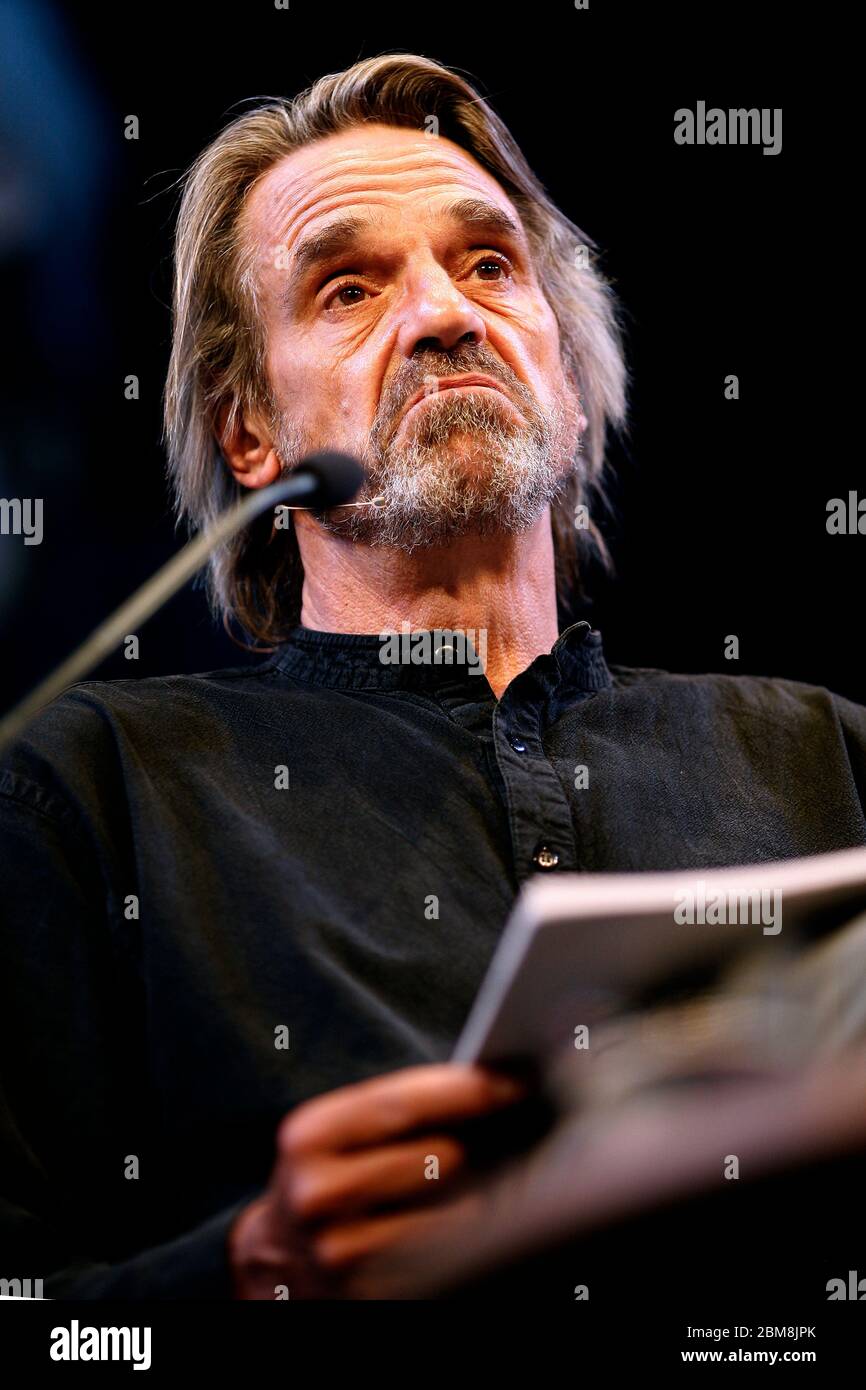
[493,663,580,884]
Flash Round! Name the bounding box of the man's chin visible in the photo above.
[403,439,502,479]
[317,469,559,549]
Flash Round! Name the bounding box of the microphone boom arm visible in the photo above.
[0,471,325,755]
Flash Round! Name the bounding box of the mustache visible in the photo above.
[373,349,529,445]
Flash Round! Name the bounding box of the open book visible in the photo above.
[355,847,866,1298]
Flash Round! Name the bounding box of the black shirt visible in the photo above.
[2,620,866,1298]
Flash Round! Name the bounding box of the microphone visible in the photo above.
[0,451,366,755]
[284,450,366,510]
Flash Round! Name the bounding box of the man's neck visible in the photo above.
[294,511,560,699]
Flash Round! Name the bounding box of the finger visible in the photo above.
[339,1189,493,1299]
[281,1133,467,1222]
[278,1064,526,1155]
[311,1190,485,1272]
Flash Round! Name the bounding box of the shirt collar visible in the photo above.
[270,619,612,698]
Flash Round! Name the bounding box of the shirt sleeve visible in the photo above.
[0,759,255,1301]
[2,1188,251,1300]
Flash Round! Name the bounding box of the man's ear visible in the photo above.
[216,401,281,490]
[563,366,588,437]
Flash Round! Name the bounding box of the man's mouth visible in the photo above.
[400,374,514,421]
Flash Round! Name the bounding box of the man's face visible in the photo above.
[241,121,584,546]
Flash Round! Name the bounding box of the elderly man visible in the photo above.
[1,53,864,1302]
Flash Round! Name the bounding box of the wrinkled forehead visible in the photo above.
[241,121,528,264]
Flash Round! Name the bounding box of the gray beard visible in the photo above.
[273,371,582,551]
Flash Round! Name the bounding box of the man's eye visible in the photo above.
[472,254,512,281]
[326,281,368,309]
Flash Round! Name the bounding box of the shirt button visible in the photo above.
[510,736,527,753]
[532,844,560,871]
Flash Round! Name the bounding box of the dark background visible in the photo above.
[1,1,857,712]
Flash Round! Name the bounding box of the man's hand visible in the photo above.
[227,1062,527,1298]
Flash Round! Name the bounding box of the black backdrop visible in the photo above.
[2,1,859,712]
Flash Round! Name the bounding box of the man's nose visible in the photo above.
[394,264,487,358]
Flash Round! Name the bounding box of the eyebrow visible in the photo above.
[288,214,373,291]
[445,197,522,241]
[279,197,524,308]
